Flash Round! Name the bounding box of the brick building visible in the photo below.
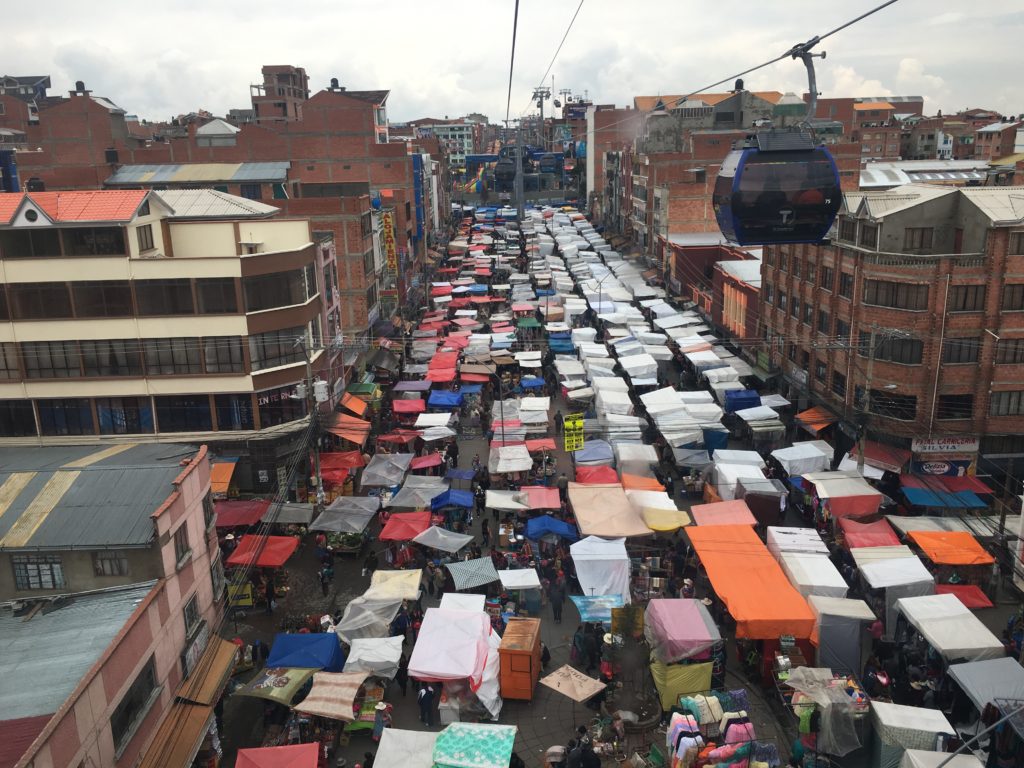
[760,183,1024,481]
[974,121,1022,162]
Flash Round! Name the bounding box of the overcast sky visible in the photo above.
[6,1,1023,125]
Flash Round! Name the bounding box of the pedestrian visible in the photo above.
[391,606,410,643]
[417,682,436,726]
[318,565,331,597]
[472,453,481,471]
[481,518,491,547]
[363,752,376,768]
[395,653,409,696]
[425,563,436,597]
[363,549,379,578]
[433,564,446,598]
[556,472,569,503]
[554,410,564,435]
[583,626,599,673]
[474,483,486,514]
[548,577,565,624]
[571,625,587,665]
[264,577,276,616]
[315,531,328,561]
[448,440,459,466]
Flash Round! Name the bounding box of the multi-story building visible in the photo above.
[974,121,1022,162]
[761,183,1024,485]
[427,122,475,170]
[0,188,334,491]
[250,64,310,124]
[0,443,234,768]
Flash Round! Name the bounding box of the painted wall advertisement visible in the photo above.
[380,210,398,274]
[910,437,979,476]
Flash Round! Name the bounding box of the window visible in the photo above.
[196,278,237,314]
[138,199,150,217]
[820,266,834,292]
[801,350,810,368]
[779,255,787,273]
[135,279,194,315]
[996,338,1024,365]
[155,395,212,433]
[860,332,924,364]
[366,283,378,312]
[9,282,73,319]
[949,285,985,312]
[93,551,129,577]
[97,397,154,434]
[937,393,974,420]
[249,326,305,371]
[0,400,36,436]
[183,593,201,635]
[38,399,93,435]
[791,258,801,279]
[72,281,133,317]
[944,337,981,364]
[870,389,917,420]
[243,269,307,312]
[765,249,775,267]
[64,227,126,256]
[215,393,255,430]
[863,280,929,310]
[805,262,816,286]
[1010,232,1024,255]
[0,343,17,380]
[835,319,850,342]
[838,272,854,299]
[239,183,262,200]
[831,370,847,398]
[801,303,812,325]
[839,219,856,242]
[363,248,375,278]
[81,339,144,376]
[815,361,827,382]
[817,310,830,334]
[110,658,158,755]
[304,263,318,299]
[860,224,878,248]
[787,343,797,362]
[0,229,62,258]
[144,338,202,375]
[790,296,800,318]
[991,391,1024,417]
[21,341,79,379]
[903,227,933,252]
[204,336,245,374]
[258,384,306,427]
[203,493,215,530]
[136,224,154,253]
[778,292,787,311]
[12,554,65,590]
[211,556,226,602]
[173,523,191,564]
[360,213,372,238]
[1002,285,1024,311]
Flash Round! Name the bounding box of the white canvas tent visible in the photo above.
[772,443,831,475]
[767,526,829,558]
[895,593,1004,661]
[714,463,766,501]
[343,636,404,678]
[375,729,438,768]
[859,555,935,640]
[569,536,631,603]
[872,702,956,768]
[407,608,491,684]
[778,552,849,598]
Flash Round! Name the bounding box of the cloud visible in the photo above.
[826,66,892,99]
[927,12,966,26]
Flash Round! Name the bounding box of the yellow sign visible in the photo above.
[380,210,398,274]
[563,413,584,452]
[228,582,254,608]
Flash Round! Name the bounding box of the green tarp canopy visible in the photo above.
[516,317,541,329]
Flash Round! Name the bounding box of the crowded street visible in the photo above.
[213,204,1024,768]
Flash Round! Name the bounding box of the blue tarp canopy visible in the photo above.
[536,288,556,296]
[526,515,578,541]
[468,284,489,294]
[702,427,730,452]
[723,389,760,414]
[903,487,987,509]
[446,468,477,481]
[549,340,575,353]
[549,331,571,339]
[570,595,624,625]
[459,384,483,395]
[428,391,464,408]
[520,377,545,389]
[573,439,614,464]
[266,632,345,671]
[431,488,475,510]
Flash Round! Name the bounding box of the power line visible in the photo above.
[505,0,522,127]
[521,0,587,116]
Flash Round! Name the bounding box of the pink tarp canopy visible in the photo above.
[525,438,557,453]
[410,453,443,470]
[430,351,460,369]
[521,486,561,509]
[379,511,432,541]
[392,399,426,414]
[460,373,490,382]
[512,303,534,312]
[690,500,757,526]
[838,517,900,548]
[425,368,456,382]
[236,743,319,768]
[644,598,723,663]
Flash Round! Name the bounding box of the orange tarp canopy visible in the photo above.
[690,500,757,526]
[908,530,994,566]
[621,473,666,492]
[326,413,372,446]
[341,392,368,416]
[795,405,837,435]
[319,451,366,470]
[210,461,237,495]
[687,524,815,639]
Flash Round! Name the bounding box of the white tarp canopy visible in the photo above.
[361,453,414,487]
[896,593,1004,661]
[415,412,453,428]
[900,752,983,768]
[310,496,380,533]
[859,554,935,641]
[520,396,551,411]
[713,449,766,467]
[365,569,423,601]
[591,376,630,392]
[619,353,658,378]
[498,569,543,590]
[407,608,491,684]
[767,526,829,558]
[569,536,631,603]
[375,729,438,768]
[344,636,404,678]
[493,445,533,473]
[807,595,875,622]
[421,425,458,442]
[946,657,1024,712]
[714,463,766,501]
[413,526,474,553]
[335,597,402,643]
[772,443,831,475]
[851,545,916,567]
[440,593,487,612]
[485,490,528,511]
[704,366,739,383]
[873,701,956,751]
[735,405,779,422]
[779,552,849,598]
[614,442,659,466]
[595,388,633,415]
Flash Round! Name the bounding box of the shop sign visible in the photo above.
[380,210,398,274]
[181,621,210,678]
[911,456,976,476]
[911,437,980,454]
[563,413,584,452]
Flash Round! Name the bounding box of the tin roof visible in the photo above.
[0,581,157,722]
[154,189,279,219]
[105,161,290,186]
[0,443,198,551]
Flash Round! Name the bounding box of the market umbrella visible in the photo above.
[235,743,319,768]
[539,665,607,703]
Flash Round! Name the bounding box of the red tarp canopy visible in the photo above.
[319,451,366,470]
[215,500,271,528]
[226,535,299,568]
[418,321,447,332]
[849,440,912,473]
[521,485,561,509]
[575,465,619,484]
[236,743,319,768]
[430,285,453,297]
[474,268,492,276]
[376,429,421,444]
[935,583,994,609]
[426,368,457,382]
[320,468,349,486]
[460,373,490,382]
[525,438,557,453]
[410,453,443,470]
[442,336,470,350]
[379,511,432,541]
[837,517,900,548]
[392,399,426,414]
[452,318,478,327]
[430,351,460,369]
[511,303,534,312]
[448,297,473,308]
[326,413,372,446]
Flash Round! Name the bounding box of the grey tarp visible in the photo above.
[361,453,414,487]
[807,595,876,675]
[412,526,474,553]
[310,496,381,534]
[386,476,449,508]
[264,502,316,525]
[445,557,500,590]
[947,657,1024,713]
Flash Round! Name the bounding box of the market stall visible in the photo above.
[445,557,500,591]
[690,499,757,526]
[343,637,404,679]
[645,599,723,710]
[412,526,474,553]
[292,670,369,722]
[568,483,653,537]
[570,536,631,603]
[806,595,876,674]
[374,729,438,768]
[309,497,380,555]
[778,552,849,598]
[432,723,517,768]
[838,517,900,549]
[235,743,319,768]
[858,555,935,641]
[895,593,1004,661]
[771,443,831,476]
[266,633,345,672]
[803,470,884,520]
[871,701,955,768]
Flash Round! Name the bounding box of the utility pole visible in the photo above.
[532,86,551,148]
[514,121,525,222]
[296,339,325,509]
[857,326,877,475]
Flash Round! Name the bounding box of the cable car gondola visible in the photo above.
[713,44,842,246]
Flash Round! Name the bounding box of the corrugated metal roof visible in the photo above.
[958,188,1024,224]
[667,232,727,246]
[853,101,894,111]
[195,118,240,136]
[154,189,279,219]
[977,121,1021,133]
[717,258,763,287]
[105,161,289,186]
[0,581,157,720]
[0,444,198,550]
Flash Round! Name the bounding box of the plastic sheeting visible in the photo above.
[807,596,875,674]
[365,569,423,601]
[413,526,474,553]
[573,439,614,466]
[375,729,438,768]
[267,632,345,671]
[491,445,533,473]
[569,594,624,624]
[614,442,659,466]
[335,597,402,643]
[568,483,652,538]
[310,500,379,534]
[570,536,631,602]
[408,608,491,686]
[445,557,500,590]
[784,667,861,757]
[361,453,414,487]
[525,515,578,541]
[432,723,517,768]
[387,477,449,508]
[896,593,1004,661]
[485,490,528,511]
[644,599,721,663]
[497,569,542,590]
[380,511,432,541]
[344,636,404,679]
